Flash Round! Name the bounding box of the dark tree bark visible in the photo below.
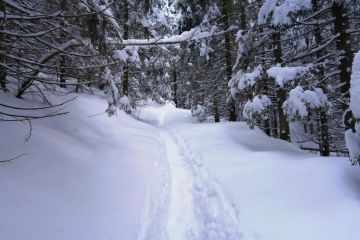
[58,0,67,88]
[122,0,129,96]
[214,97,220,123]
[332,1,356,132]
[59,57,66,88]
[0,0,6,91]
[272,31,290,142]
[173,69,178,107]
[144,0,150,39]
[312,0,330,156]
[222,0,237,121]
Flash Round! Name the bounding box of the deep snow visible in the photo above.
[138,102,360,240]
[1,94,360,240]
[0,93,162,240]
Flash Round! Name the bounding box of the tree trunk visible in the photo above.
[173,69,178,107]
[332,1,355,132]
[312,0,330,156]
[59,57,66,88]
[262,76,271,136]
[144,0,150,39]
[122,0,129,96]
[214,97,220,123]
[58,0,67,88]
[0,0,6,91]
[222,0,236,121]
[272,31,290,142]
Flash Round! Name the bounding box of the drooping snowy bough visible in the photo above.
[346,51,360,165]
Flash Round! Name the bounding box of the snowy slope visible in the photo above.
[0,93,162,240]
[138,103,360,240]
[2,96,360,240]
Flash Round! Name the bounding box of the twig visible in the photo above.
[0,153,28,163]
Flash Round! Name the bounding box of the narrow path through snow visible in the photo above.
[138,104,243,240]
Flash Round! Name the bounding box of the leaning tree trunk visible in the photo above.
[332,1,356,132]
[222,0,237,121]
[272,31,290,142]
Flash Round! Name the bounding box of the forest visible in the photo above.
[1,0,359,161]
[1,1,360,239]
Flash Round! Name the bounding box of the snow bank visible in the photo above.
[0,93,162,240]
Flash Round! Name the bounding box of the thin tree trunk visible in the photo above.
[272,31,290,142]
[222,0,236,121]
[214,96,220,123]
[332,1,355,132]
[173,69,178,107]
[122,0,129,96]
[312,0,330,156]
[0,0,6,91]
[59,57,66,88]
[59,0,66,88]
[144,0,150,39]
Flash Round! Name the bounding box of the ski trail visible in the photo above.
[162,130,199,240]
[169,128,243,240]
[138,105,243,240]
[137,108,171,240]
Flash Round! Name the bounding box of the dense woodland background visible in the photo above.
[0,0,359,163]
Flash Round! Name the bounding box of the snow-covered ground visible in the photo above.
[0,93,162,240]
[1,94,360,240]
[138,102,360,240]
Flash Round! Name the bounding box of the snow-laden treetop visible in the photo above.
[258,0,312,25]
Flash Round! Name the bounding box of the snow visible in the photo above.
[267,65,310,87]
[351,51,360,119]
[235,66,263,90]
[258,0,312,25]
[111,27,221,46]
[137,103,242,240]
[113,49,129,62]
[1,95,360,240]
[346,51,360,164]
[243,95,271,122]
[284,86,328,119]
[0,93,162,240]
[191,104,208,122]
[119,95,131,113]
[345,129,360,164]
[136,103,360,240]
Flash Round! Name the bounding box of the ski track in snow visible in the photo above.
[138,106,243,240]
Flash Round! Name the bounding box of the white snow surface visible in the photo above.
[1,95,360,240]
[0,93,162,240]
[137,102,360,240]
